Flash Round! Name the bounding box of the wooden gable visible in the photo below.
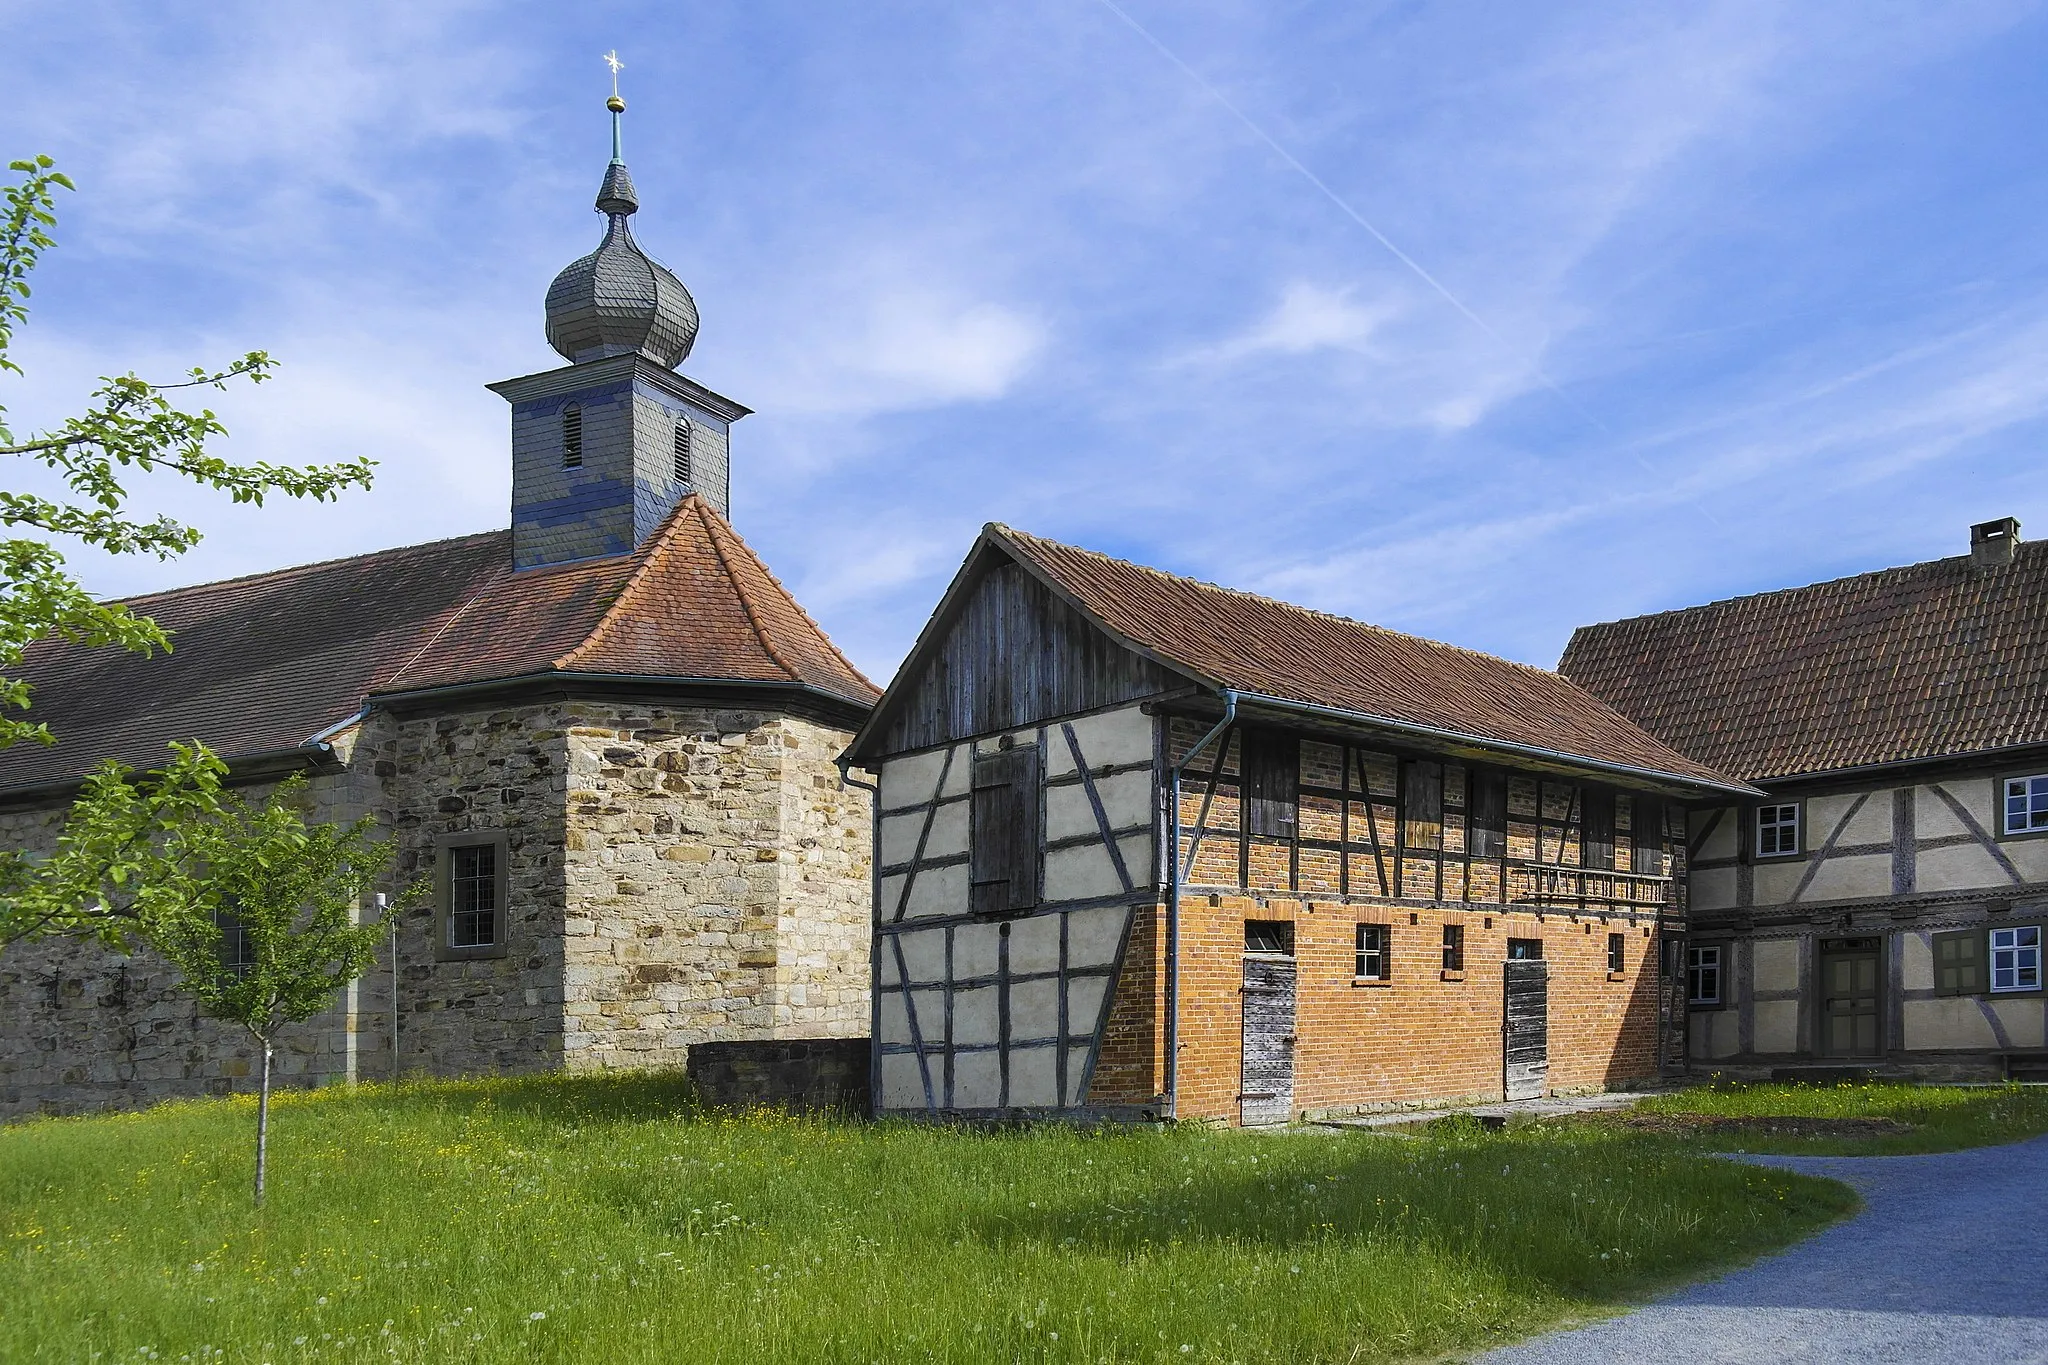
[858,550,1185,758]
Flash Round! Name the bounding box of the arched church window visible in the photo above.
[673,418,693,484]
[562,404,583,469]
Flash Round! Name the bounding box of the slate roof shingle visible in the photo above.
[1559,541,2048,783]
[980,526,1745,792]
[0,495,877,794]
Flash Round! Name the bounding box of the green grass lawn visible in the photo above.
[1617,1079,2048,1155]
[0,1076,1852,1364]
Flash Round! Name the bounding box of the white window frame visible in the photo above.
[1687,944,1723,1006]
[2003,775,2048,836]
[1755,803,1800,858]
[1989,925,2041,994]
[1354,923,1389,981]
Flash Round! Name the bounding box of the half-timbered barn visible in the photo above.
[1564,517,2048,1080]
[844,526,1756,1124]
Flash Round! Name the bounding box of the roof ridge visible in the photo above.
[993,524,1572,685]
[697,499,803,684]
[708,509,879,693]
[1574,539,2047,637]
[110,528,509,609]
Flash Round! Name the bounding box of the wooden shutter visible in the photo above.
[1583,788,1616,871]
[1469,769,1507,858]
[1933,930,1984,996]
[1633,796,1665,876]
[1243,729,1299,838]
[971,745,1041,914]
[1402,760,1443,851]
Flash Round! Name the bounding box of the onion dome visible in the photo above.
[543,97,699,369]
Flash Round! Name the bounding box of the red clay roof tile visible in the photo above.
[0,496,875,792]
[985,526,1743,790]
[1561,541,2048,783]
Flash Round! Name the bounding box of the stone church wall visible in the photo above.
[0,697,872,1118]
[0,748,376,1118]
[367,704,571,1081]
[558,707,870,1071]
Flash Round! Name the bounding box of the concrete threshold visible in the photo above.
[1298,1090,1658,1132]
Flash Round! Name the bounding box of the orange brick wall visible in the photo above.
[1088,904,1167,1107]
[1085,893,1665,1123]
[1083,718,1682,1124]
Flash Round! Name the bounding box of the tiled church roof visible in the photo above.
[979,526,1746,792]
[0,495,877,794]
[1561,539,2048,784]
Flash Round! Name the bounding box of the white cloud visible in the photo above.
[1182,281,1393,365]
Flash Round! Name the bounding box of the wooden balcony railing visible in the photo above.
[1508,862,1671,911]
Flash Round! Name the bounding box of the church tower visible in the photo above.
[488,86,749,569]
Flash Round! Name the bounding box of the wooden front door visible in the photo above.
[1239,956,1296,1125]
[1820,937,1882,1058]
[1503,960,1549,1101]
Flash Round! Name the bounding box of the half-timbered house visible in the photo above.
[844,526,1755,1124]
[1564,517,2048,1080]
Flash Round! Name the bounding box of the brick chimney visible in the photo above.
[1971,517,2021,569]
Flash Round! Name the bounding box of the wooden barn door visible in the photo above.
[1503,960,1549,1101]
[1239,955,1296,1126]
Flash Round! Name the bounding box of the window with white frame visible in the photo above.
[1354,923,1390,980]
[1990,926,2041,993]
[1687,944,1723,1006]
[1756,803,1800,857]
[2004,776,2048,836]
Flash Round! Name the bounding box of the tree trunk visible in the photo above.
[254,1035,273,1208]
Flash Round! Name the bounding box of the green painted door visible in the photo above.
[1819,938,1882,1058]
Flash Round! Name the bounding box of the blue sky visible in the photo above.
[4,1,2045,683]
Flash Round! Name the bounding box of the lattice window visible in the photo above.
[1440,923,1464,972]
[449,842,499,949]
[216,905,254,977]
[1607,932,1626,974]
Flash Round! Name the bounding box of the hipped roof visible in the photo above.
[0,494,877,795]
[852,524,1750,795]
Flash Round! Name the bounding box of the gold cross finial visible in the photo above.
[604,50,625,98]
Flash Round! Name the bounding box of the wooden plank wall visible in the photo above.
[872,559,1181,756]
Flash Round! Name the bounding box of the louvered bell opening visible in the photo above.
[673,418,693,484]
[562,405,584,470]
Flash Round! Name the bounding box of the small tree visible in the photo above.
[0,154,380,956]
[139,773,421,1205]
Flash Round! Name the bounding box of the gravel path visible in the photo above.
[1479,1132,2048,1363]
